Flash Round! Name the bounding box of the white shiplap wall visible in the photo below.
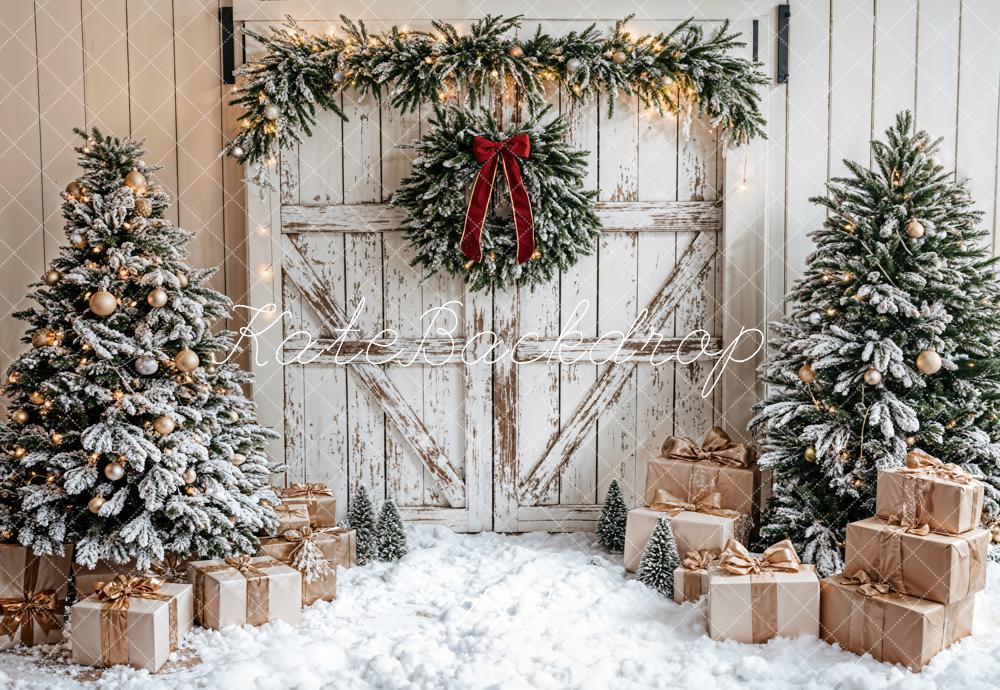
[1,0,999,420]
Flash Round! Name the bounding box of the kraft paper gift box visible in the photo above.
[875,450,984,535]
[648,427,761,519]
[673,550,716,604]
[74,558,136,597]
[258,527,356,605]
[70,576,193,673]
[271,503,311,534]
[277,483,337,528]
[819,572,975,672]
[187,555,301,629]
[843,517,988,605]
[707,540,820,644]
[623,497,749,573]
[0,544,72,649]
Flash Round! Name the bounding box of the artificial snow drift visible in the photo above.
[2,526,998,689]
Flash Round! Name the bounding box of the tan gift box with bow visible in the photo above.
[875,450,984,535]
[623,500,749,573]
[647,428,761,519]
[819,572,974,672]
[844,517,988,605]
[187,556,301,629]
[277,483,337,528]
[258,527,356,605]
[272,503,311,534]
[0,544,72,649]
[75,555,192,597]
[707,540,820,644]
[71,576,193,673]
[673,551,717,604]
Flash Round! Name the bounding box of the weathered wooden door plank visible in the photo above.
[282,235,467,507]
[518,230,717,502]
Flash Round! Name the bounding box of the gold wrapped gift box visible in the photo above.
[672,551,716,604]
[277,483,337,528]
[623,502,749,573]
[70,576,193,673]
[875,451,984,535]
[0,544,72,649]
[187,556,301,629]
[820,573,974,672]
[706,540,820,644]
[258,527,357,605]
[844,517,988,605]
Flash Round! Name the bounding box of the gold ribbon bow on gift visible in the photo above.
[274,504,307,518]
[843,570,898,598]
[681,550,716,572]
[223,555,270,578]
[648,488,744,521]
[95,575,165,610]
[661,427,751,468]
[280,483,334,499]
[718,539,802,575]
[899,450,975,485]
[0,590,60,643]
[94,575,178,665]
[148,554,187,582]
[282,527,334,582]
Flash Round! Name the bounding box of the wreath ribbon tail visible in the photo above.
[460,153,500,263]
[501,150,535,264]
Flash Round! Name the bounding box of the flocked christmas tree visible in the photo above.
[596,479,627,553]
[346,486,378,565]
[752,112,1000,575]
[377,497,407,561]
[635,516,680,596]
[0,129,280,570]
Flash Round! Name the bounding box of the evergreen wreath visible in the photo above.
[225,14,768,183]
[392,107,601,290]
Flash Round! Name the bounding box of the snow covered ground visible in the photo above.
[1,526,999,689]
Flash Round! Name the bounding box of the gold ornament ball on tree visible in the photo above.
[11,409,29,425]
[153,415,176,435]
[263,103,281,120]
[29,391,46,406]
[104,462,125,481]
[176,272,189,288]
[612,50,628,64]
[134,197,153,217]
[43,269,61,286]
[89,290,118,317]
[32,329,53,348]
[803,446,817,462]
[230,452,246,466]
[508,44,524,58]
[916,349,943,374]
[182,467,197,484]
[798,362,817,383]
[565,57,582,73]
[174,348,200,372]
[146,288,168,308]
[71,235,88,249]
[124,169,147,194]
[87,495,106,514]
[65,180,83,198]
[905,219,925,238]
[863,367,882,385]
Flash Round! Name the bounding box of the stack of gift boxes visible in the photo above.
[0,481,355,673]
[819,450,987,671]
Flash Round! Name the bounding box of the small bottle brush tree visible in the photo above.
[346,486,378,565]
[0,129,281,569]
[752,112,1000,575]
[635,516,680,596]
[596,479,628,553]
[377,497,407,561]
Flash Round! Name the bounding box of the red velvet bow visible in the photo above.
[460,134,535,265]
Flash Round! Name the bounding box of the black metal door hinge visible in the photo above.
[777,4,790,83]
[220,6,235,85]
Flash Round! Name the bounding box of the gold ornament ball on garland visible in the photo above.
[65,180,83,198]
[332,70,346,84]
[174,348,200,372]
[87,495,106,514]
[797,362,817,383]
[916,349,942,374]
[104,462,125,481]
[905,219,925,238]
[89,290,118,317]
[124,169,147,195]
[153,415,176,435]
[804,446,817,462]
[29,391,46,406]
[43,269,61,286]
[263,103,281,120]
[508,44,524,58]
[863,368,882,385]
[146,288,168,308]
[134,197,153,217]
[612,50,628,64]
